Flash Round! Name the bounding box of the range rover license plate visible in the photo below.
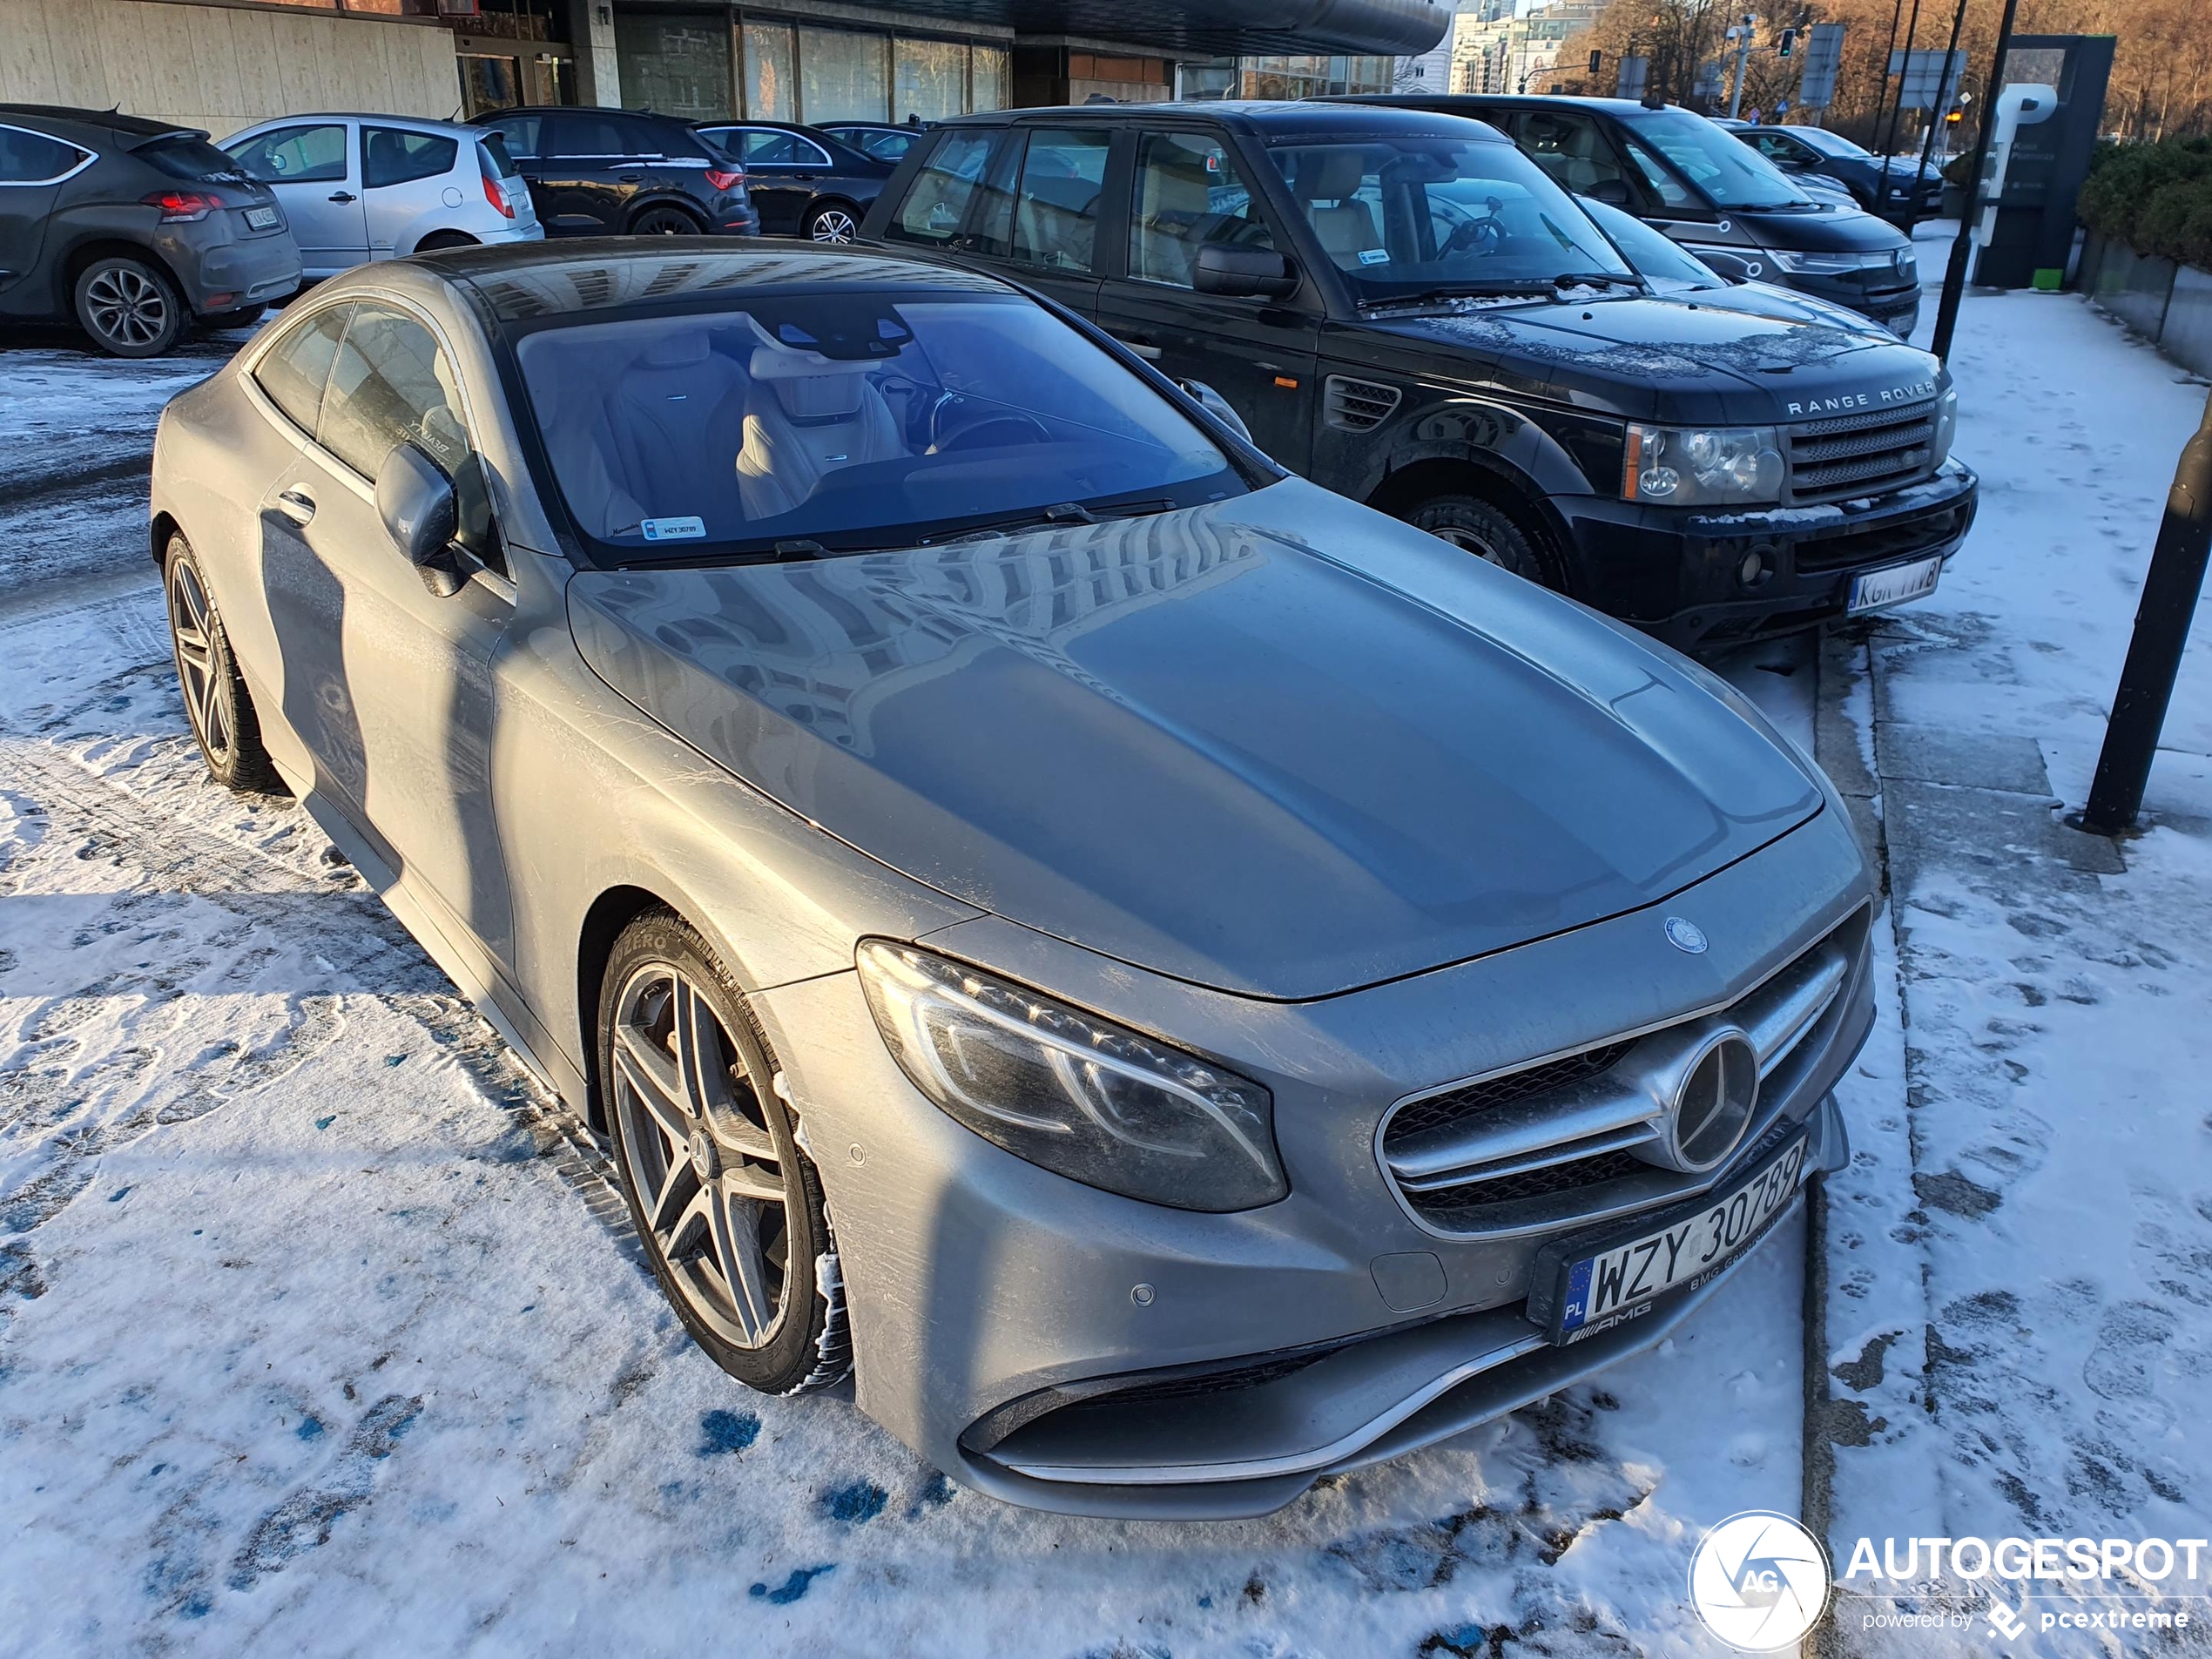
[1534,1128,1809,1345]
[1847,554,1942,615]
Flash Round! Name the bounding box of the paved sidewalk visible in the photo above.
[1811,290,2212,1654]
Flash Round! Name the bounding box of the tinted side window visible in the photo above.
[134,134,246,181]
[886,129,997,248]
[226,124,347,185]
[740,129,799,165]
[0,125,88,184]
[1007,128,1110,273]
[482,114,542,158]
[1130,131,1274,288]
[545,113,637,158]
[253,305,351,435]
[1508,111,1630,199]
[319,306,470,482]
[364,128,458,189]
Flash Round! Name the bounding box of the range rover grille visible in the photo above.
[1378,909,1867,1238]
[1784,401,1938,503]
[1325,375,1403,432]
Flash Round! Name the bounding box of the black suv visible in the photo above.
[467,107,756,237]
[0,105,300,355]
[861,101,1976,650]
[1716,118,1945,224]
[1337,95,1924,336]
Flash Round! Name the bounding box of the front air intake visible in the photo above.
[1325,375,1402,432]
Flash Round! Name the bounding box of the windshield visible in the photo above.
[1575,194,1724,293]
[514,292,1243,561]
[1622,108,1812,209]
[1790,125,1872,159]
[1263,135,1632,303]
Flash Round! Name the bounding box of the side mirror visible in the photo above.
[1695,248,1759,285]
[375,442,466,597]
[1177,378,1253,444]
[1588,178,1631,207]
[1194,244,1299,300]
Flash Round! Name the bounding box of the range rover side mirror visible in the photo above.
[1177,378,1253,444]
[375,442,467,597]
[1195,244,1299,300]
[1588,178,1631,207]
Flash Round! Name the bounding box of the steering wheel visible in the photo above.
[1442,213,1506,258]
[930,396,1053,454]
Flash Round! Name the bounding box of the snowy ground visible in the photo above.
[0,279,2206,1656]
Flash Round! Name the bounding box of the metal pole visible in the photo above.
[1879,0,1926,207]
[1901,0,1969,238]
[1728,15,1754,117]
[2076,389,2212,836]
[1929,0,2021,361]
[1871,0,1907,201]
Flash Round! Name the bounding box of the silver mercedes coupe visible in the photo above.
[149,240,1873,1518]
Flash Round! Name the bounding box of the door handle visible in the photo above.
[1114,336,1163,361]
[618,173,643,183]
[327,191,357,203]
[274,488,316,525]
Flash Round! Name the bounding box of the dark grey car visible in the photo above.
[149,239,1872,1517]
[0,104,301,355]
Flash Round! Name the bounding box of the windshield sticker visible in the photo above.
[640,516,707,543]
[1358,248,1391,266]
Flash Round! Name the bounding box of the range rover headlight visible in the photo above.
[1622,424,1785,507]
[1931,384,1958,467]
[856,941,1286,1211]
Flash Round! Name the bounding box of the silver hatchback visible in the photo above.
[220,113,542,280]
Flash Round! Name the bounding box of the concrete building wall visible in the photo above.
[1,0,460,140]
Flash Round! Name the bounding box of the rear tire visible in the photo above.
[163,534,280,792]
[804,201,861,243]
[75,256,185,357]
[199,303,266,332]
[1408,492,1561,589]
[629,205,704,237]
[598,912,850,1396]
[414,231,478,253]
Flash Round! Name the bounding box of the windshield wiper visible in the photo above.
[927,498,1178,545]
[1362,272,1644,314]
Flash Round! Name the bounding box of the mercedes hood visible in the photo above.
[567,480,1822,1000]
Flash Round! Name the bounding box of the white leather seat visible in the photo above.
[734,327,907,523]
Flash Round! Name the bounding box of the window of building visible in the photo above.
[800,29,889,124]
[973,47,1009,111]
[616,13,734,122]
[1129,132,1274,287]
[895,37,967,122]
[743,21,796,119]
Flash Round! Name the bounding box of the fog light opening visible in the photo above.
[1738,546,1776,590]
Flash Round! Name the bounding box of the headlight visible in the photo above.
[1622,424,1785,507]
[1931,384,1958,467]
[856,941,1286,1211]
[1769,248,1908,276]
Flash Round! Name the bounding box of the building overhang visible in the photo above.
[720,0,1450,57]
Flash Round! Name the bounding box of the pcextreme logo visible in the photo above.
[1689,1511,1832,1650]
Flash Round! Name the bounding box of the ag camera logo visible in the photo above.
[1689,1510,1831,1649]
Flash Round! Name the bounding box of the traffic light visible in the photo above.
[1589,49,1603,74]
[1778,26,1795,56]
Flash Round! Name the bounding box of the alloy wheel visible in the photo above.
[808,207,860,243]
[84,265,172,350]
[610,963,793,1350]
[166,558,233,765]
[633,208,698,236]
[1433,524,1516,572]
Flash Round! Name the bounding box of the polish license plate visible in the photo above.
[1847,553,1942,615]
[246,205,281,231]
[1534,1128,1808,1345]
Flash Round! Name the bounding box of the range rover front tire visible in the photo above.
[1410,493,1559,590]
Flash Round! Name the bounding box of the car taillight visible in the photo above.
[143,191,217,222]
[705,168,745,193]
[478,147,516,219]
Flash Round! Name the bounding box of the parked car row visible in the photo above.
[1715,117,1947,223]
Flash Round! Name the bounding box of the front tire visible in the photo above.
[630,205,703,237]
[164,535,280,792]
[75,256,185,357]
[1408,493,1561,589]
[599,912,849,1395]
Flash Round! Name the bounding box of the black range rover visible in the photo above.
[860,101,1976,649]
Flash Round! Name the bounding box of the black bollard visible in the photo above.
[2077,387,2212,835]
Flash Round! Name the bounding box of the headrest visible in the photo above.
[636,331,713,370]
[1291,149,1368,202]
[746,341,877,382]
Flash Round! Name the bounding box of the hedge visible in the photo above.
[2075,136,2212,267]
